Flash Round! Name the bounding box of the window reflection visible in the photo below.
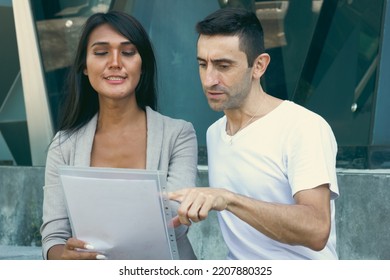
[291,0,385,168]
[26,0,387,168]
[31,0,112,127]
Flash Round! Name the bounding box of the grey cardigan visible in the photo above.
[40,107,198,259]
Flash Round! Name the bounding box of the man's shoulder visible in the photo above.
[282,101,329,125]
[207,115,226,133]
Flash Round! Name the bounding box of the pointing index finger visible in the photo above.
[167,188,189,202]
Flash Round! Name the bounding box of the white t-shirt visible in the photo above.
[207,100,339,259]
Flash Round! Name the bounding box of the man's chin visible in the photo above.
[207,101,225,112]
[208,104,224,112]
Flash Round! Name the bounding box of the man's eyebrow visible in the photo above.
[212,58,235,64]
[90,41,133,47]
[197,57,235,64]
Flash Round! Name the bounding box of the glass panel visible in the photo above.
[253,0,384,168]
[291,0,385,168]
[28,0,387,167]
[30,0,112,128]
[258,0,324,100]
[0,1,30,165]
[124,0,223,165]
[121,0,324,165]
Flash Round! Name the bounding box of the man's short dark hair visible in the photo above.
[196,7,265,66]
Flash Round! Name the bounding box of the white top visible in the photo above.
[207,100,339,259]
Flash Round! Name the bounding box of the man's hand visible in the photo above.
[168,188,231,227]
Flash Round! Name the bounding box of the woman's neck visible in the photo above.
[96,102,145,133]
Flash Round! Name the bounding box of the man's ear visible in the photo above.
[252,53,270,79]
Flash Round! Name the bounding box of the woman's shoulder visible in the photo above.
[146,107,193,129]
[50,115,97,149]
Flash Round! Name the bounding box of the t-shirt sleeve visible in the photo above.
[286,115,339,200]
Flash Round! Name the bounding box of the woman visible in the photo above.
[40,11,198,260]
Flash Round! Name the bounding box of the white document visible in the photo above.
[58,166,179,260]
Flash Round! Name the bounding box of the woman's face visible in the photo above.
[84,23,142,102]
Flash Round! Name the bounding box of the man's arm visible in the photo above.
[168,184,331,251]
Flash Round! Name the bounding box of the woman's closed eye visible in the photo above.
[122,50,136,56]
[94,51,108,56]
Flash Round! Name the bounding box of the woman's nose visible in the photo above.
[108,51,122,69]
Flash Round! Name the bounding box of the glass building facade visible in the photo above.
[1,0,389,168]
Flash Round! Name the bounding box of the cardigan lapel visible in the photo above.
[146,106,163,170]
[74,114,98,166]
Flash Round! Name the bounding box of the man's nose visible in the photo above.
[203,67,219,87]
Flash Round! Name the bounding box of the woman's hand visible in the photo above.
[48,238,107,260]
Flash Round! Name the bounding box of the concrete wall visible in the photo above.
[335,170,390,259]
[0,166,43,246]
[0,166,389,259]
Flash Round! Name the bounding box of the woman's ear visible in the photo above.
[252,53,270,79]
[83,68,88,75]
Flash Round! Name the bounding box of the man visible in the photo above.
[169,7,339,259]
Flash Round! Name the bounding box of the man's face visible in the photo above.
[197,35,253,112]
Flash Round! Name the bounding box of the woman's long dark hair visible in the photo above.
[57,11,157,135]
